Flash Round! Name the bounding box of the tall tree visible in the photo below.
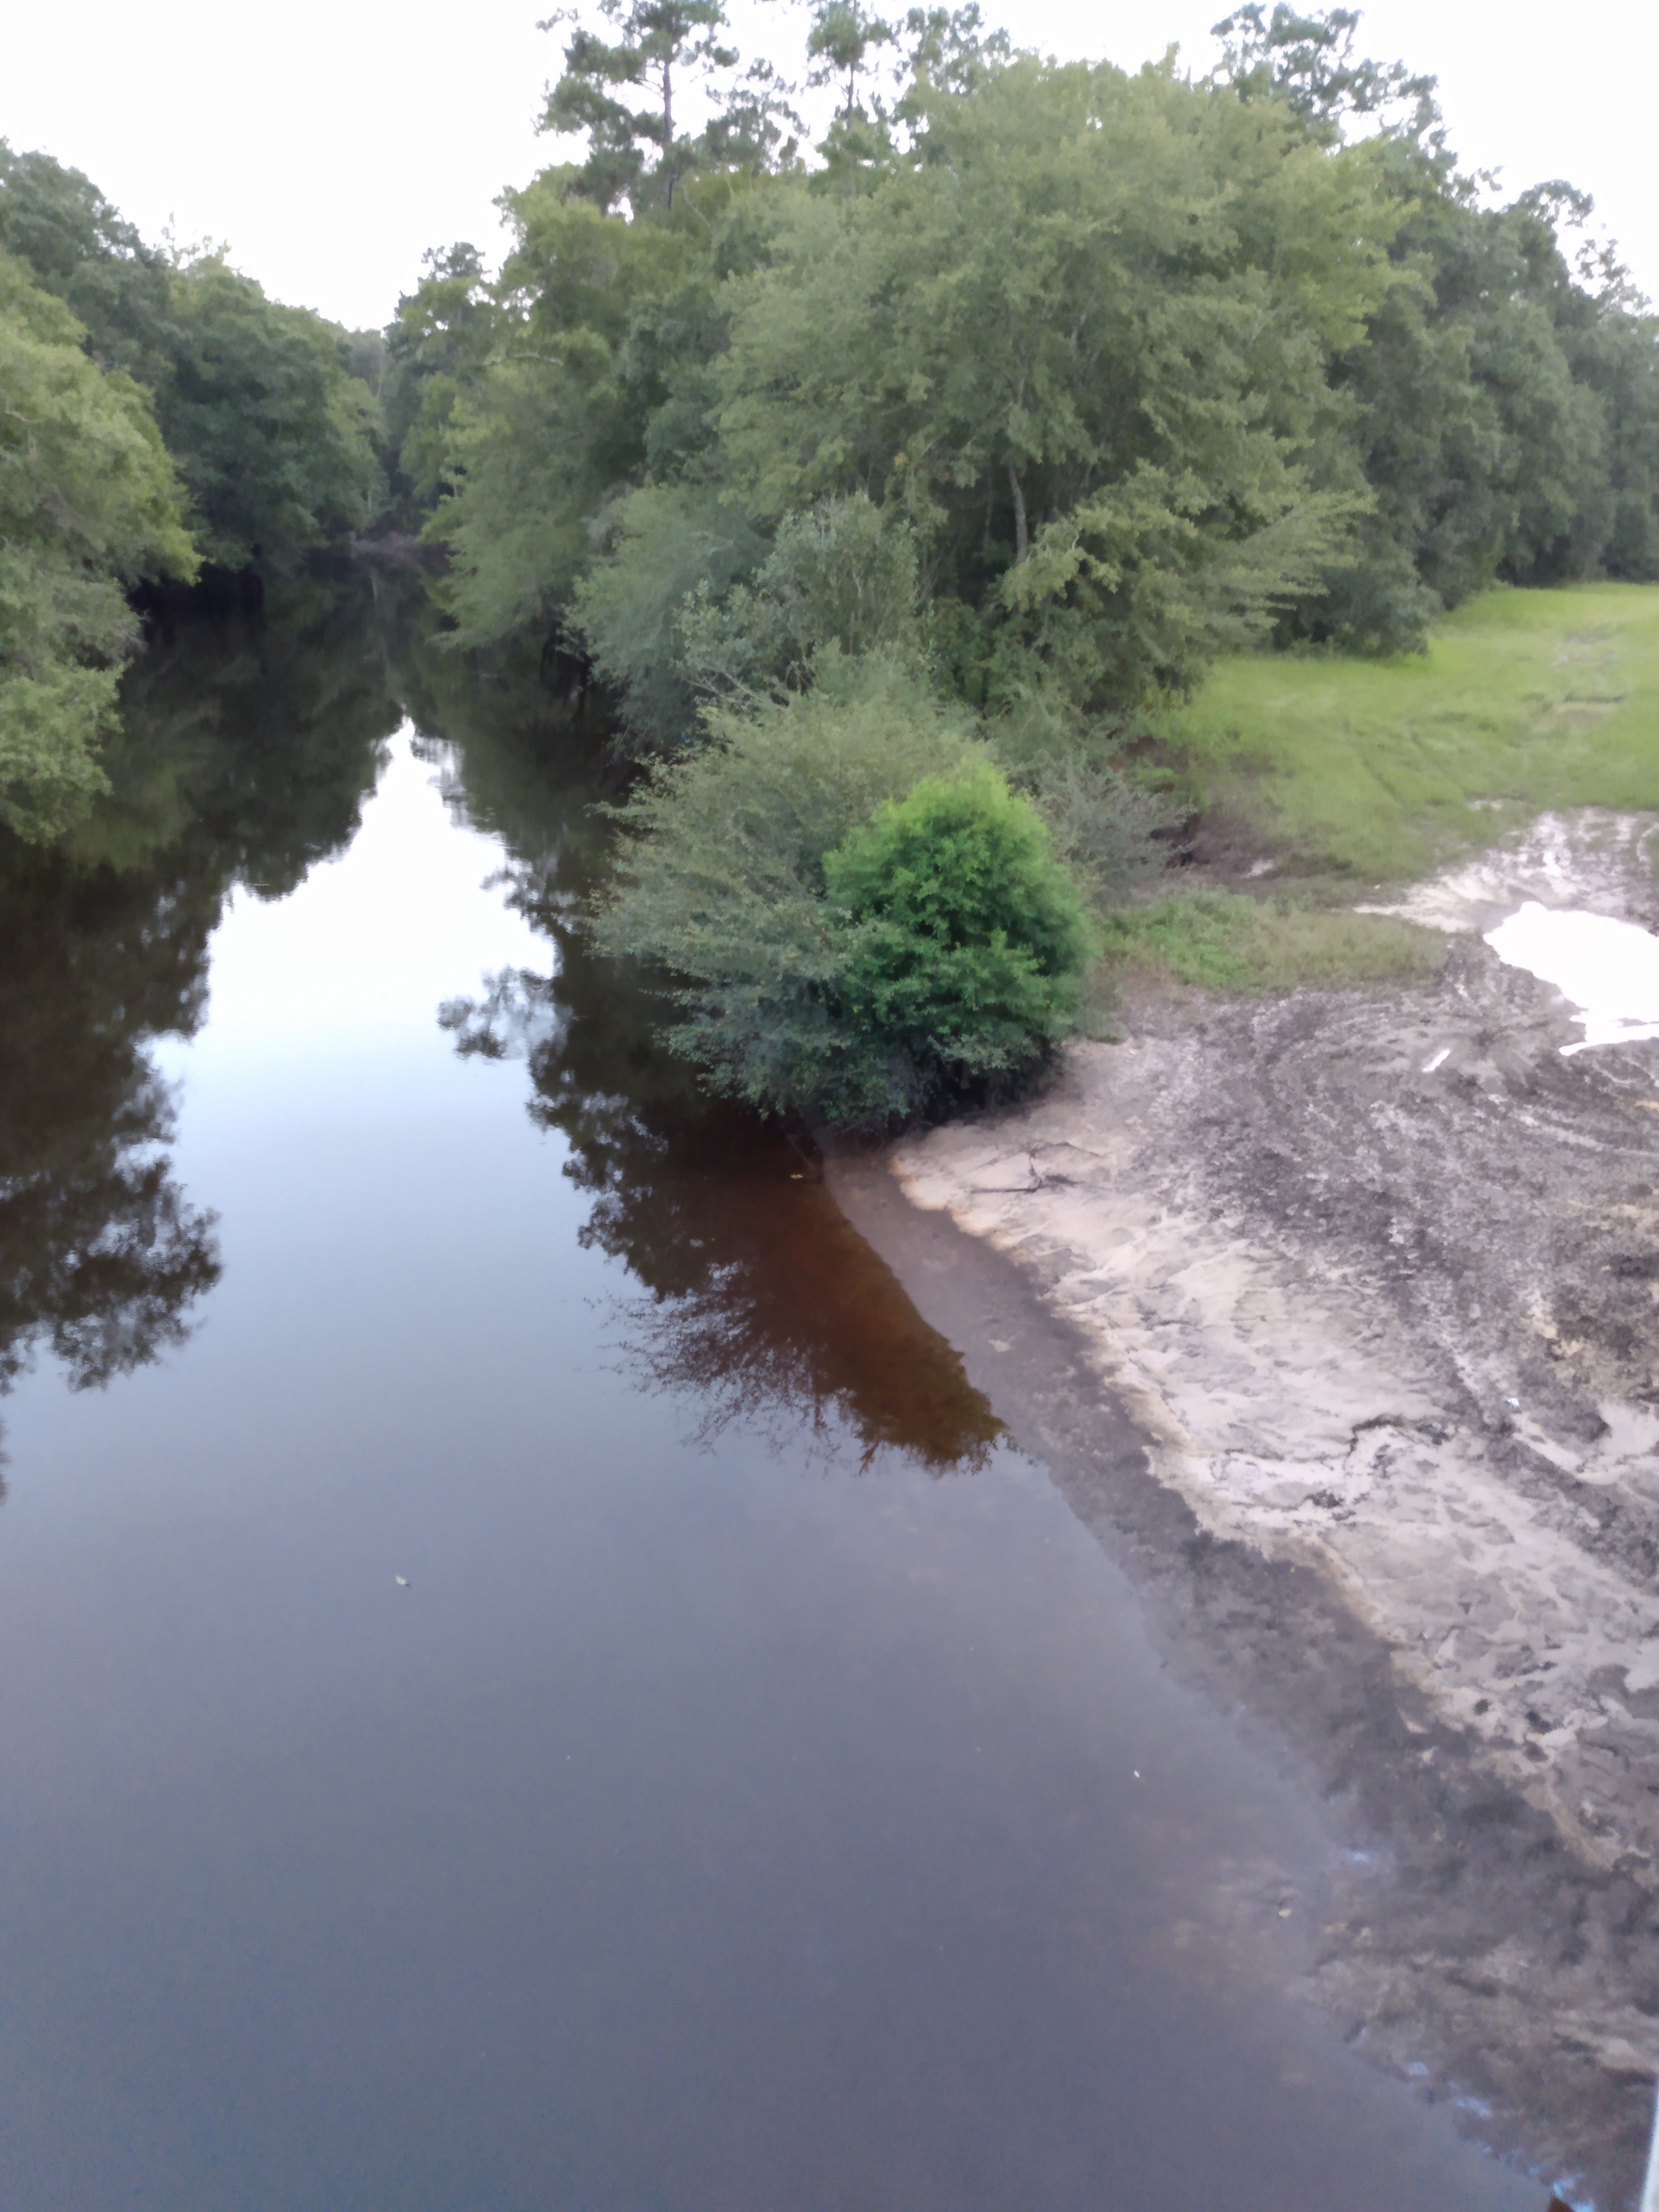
[0,140,172,385]
[1211,5,1441,148]
[539,1,793,211]
[377,244,497,525]
[806,2,895,121]
[714,56,1390,706]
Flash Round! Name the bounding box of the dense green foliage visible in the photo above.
[591,661,1088,1120]
[0,143,384,572]
[139,261,381,572]
[393,1,1659,1119]
[0,252,196,841]
[578,490,919,745]
[408,3,1659,723]
[0,142,386,840]
[428,44,1388,720]
[379,244,497,526]
[823,764,1090,1099]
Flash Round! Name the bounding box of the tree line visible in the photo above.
[393,1,1658,1122]
[5,4,1656,1125]
[406,3,1659,698]
[0,144,383,840]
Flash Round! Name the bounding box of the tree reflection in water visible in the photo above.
[448,959,1003,1470]
[400,626,1004,1475]
[0,569,1002,1481]
[0,852,221,1435]
[0,573,404,1471]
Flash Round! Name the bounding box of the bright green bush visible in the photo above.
[823,764,1090,1108]
[591,659,1087,1124]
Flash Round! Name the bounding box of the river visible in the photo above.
[0,581,1557,2210]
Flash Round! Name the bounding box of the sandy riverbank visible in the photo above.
[828,812,1659,2209]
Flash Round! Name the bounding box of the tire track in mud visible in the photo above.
[831,915,1659,2208]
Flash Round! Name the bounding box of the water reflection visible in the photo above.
[387,617,1004,1472]
[0,850,219,1434]
[450,964,1002,1468]
[0,572,1001,1478]
[0,576,1564,2212]
[0,576,403,1456]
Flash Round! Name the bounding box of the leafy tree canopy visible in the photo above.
[1,141,387,576]
[1211,4,1442,147]
[539,0,799,213]
[152,257,383,572]
[0,143,393,843]
[412,4,1659,1128]
[414,6,1658,708]
[0,252,196,842]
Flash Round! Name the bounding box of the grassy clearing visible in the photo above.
[1163,582,1659,884]
[1094,890,1446,996]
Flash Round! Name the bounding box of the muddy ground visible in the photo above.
[829,814,1659,2210]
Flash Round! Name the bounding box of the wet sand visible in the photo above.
[826,812,1659,2209]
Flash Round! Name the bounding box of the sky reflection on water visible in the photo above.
[0,588,1549,2211]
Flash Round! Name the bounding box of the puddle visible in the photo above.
[1485,901,1659,1052]
[1360,808,1658,936]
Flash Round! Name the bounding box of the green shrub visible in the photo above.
[824,764,1090,1110]
[590,658,1088,1124]
[678,493,923,709]
[573,489,922,753]
[571,484,768,750]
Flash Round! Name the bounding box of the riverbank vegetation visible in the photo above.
[0,144,384,840]
[1095,889,1447,994]
[8,4,1658,1125]
[0,249,196,840]
[373,1,1659,1120]
[1087,575,1659,994]
[592,663,1090,1120]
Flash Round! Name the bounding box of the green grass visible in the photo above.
[1094,889,1446,995]
[1165,582,1659,884]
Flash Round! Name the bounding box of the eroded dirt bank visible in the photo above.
[828,818,1659,2210]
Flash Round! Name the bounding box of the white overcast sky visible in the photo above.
[2,3,1653,330]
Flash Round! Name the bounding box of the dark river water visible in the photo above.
[0,583,1555,2210]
